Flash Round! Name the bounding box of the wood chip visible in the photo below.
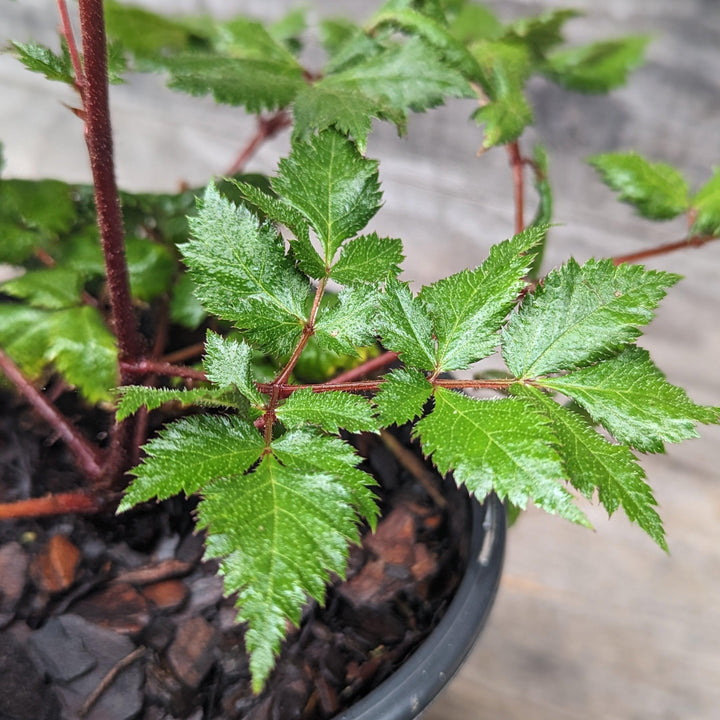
[30,534,81,594]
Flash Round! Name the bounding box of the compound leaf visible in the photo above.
[330,233,403,285]
[373,368,433,426]
[541,346,719,453]
[377,278,436,370]
[502,258,679,378]
[521,385,666,549]
[276,388,378,434]
[119,414,265,511]
[415,388,589,525]
[419,226,541,371]
[272,130,382,265]
[544,36,650,93]
[182,182,309,355]
[588,152,690,221]
[198,450,375,690]
[115,385,238,422]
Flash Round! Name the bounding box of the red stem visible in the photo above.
[225,110,292,176]
[506,141,525,236]
[56,0,85,96]
[120,359,208,382]
[0,492,105,520]
[328,351,399,385]
[78,0,143,369]
[0,348,104,482]
[612,234,717,266]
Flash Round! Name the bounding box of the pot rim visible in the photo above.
[334,493,506,720]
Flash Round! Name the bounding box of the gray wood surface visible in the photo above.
[1,2,719,718]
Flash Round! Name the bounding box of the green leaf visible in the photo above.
[691,168,720,236]
[161,54,304,113]
[182,182,309,355]
[169,273,207,330]
[272,130,382,265]
[541,347,719,453]
[520,385,666,550]
[46,306,118,404]
[198,449,375,691]
[276,388,378,434]
[419,227,541,371]
[0,178,77,263]
[268,8,307,54]
[314,286,379,355]
[588,152,690,221]
[292,85,385,154]
[373,368,433,426]
[105,0,212,60]
[447,4,503,44]
[377,278,436,370]
[119,414,265,511]
[319,18,364,59]
[415,388,589,525]
[330,233,403,284]
[0,304,54,378]
[470,40,533,149]
[107,41,128,84]
[503,10,581,57]
[12,41,74,85]
[502,258,680,378]
[320,37,473,130]
[115,385,238,422]
[230,180,325,279]
[369,9,483,80]
[271,429,379,530]
[544,36,650,93]
[203,331,264,407]
[125,236,175,301]
[2,267,83,309]
[217,16,302,67]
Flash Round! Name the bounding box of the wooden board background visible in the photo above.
[1,2,718,718]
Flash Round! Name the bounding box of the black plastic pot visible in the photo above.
[335,493,506,720]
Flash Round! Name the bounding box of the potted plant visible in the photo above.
[1,1,718,718]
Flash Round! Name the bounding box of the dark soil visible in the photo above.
[0,391,472,720]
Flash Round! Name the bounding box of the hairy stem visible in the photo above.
[225,110,292,176]
[78,0,142,368]
[162,341,206,365]
[0,348,104,482]
[612,234,717,266]
[56,0,85,96]
[257,376,520,398]
[328,351,400,385]
[506,141,525,236]
[0,491,106,520]
[120,359,208,382]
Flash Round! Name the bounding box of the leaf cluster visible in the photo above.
[116,129,718,692]
[97,0,648,153]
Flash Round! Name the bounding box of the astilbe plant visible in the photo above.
[1,0,719,693]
